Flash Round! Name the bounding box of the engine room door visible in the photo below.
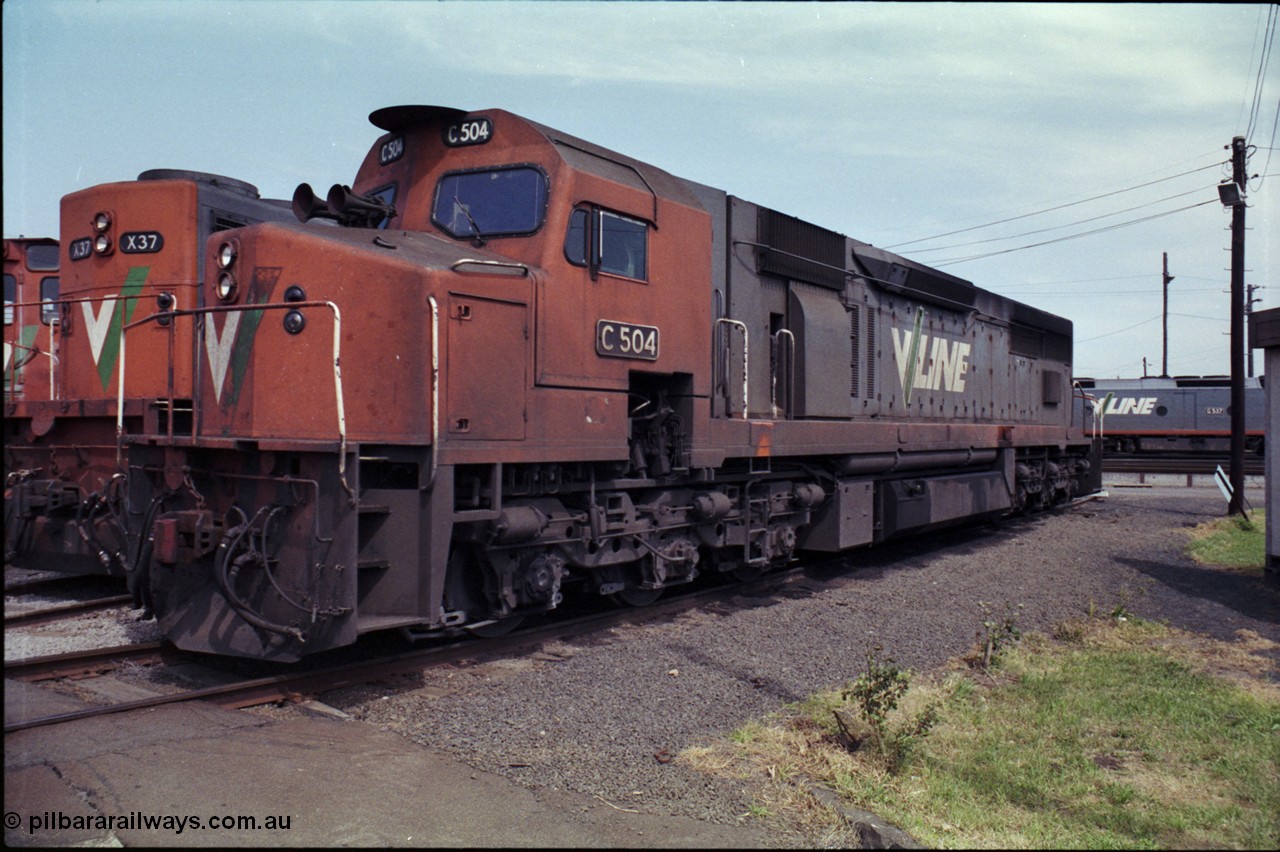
[445,293,528,441]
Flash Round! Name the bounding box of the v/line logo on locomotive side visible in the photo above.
[891,325,972,402]
[1099,396,1159,416]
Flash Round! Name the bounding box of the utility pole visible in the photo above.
[1228,135,1247,516]
[1246,283,1262,377]
[1162,252,1174,377]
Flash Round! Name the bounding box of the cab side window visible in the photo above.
[564,206,648,281]
[40,277,60,325]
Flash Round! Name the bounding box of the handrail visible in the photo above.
[716,318,749,419]
[119,301,349,497]
[771,329,795,419]
[424,295,440,492]
[2,340,57,401]
[450,258,529,277]
[1072,381,1108,441]
[3,294,130,402]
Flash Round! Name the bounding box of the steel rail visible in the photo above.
[4,641,170,683]
[5,594,133,629]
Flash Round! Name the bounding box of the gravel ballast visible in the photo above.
[7,486,1275,840]
[321,486,1279,828]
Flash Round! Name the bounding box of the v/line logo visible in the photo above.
[75,265,271,405]
[79,267,149,391]
[892,308,972,403]
[1099,397,1159,415]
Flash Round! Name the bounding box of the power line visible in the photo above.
[1245,4,1277,141]
[904,185,1217,255]
[883,161,1224,249]
[931,200,1219,266]
[1237,4,1270,132]
[1077,316,1160,343]
[1254,97,1280,190]
[1000,287,1225,297]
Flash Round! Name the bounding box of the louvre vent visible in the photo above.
[211,213,249,233]
[849,305,861,397]
[866,307,876,399]
[1011,324,1072,362]
[757,208,846,290]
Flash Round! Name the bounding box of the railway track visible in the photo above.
[4,494,1106,735]
[4,573,124,595]
[4,594,134,628]
[3,569,802,734]
[4,640,172,682]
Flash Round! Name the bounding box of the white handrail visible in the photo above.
[716,318,749,419]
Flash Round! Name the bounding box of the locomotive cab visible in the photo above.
[3,237,59,403]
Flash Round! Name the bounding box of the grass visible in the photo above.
[1186,510,1266,573]
[679,617,1280,849]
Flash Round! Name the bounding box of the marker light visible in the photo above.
[215,272,237,302]
[217,241,237,270]
[157,292,175,326]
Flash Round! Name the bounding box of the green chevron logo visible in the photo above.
[81,266,149,391]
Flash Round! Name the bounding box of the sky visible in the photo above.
[4,0,1277,379]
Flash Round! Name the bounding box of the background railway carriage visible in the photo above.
[1075,376,1265,455]
[4,171,295,577]
[9,107,1101,660]
[3,236,60,403]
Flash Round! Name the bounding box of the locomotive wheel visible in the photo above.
[610,586,663,607]
[444,544,522,635]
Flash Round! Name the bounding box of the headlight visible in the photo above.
[283,310,306,335]
[94,234,113,255]
[217,241,237,270]
[93,211,112,232]
[215,272,237,302]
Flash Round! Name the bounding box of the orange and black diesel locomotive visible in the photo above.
[4,171,294,577]
[5,107,1100,660]
[4,236,60,404]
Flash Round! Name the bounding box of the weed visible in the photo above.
[843,645,910,742]
[839,646,938,772]
[977,600,1023,669]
